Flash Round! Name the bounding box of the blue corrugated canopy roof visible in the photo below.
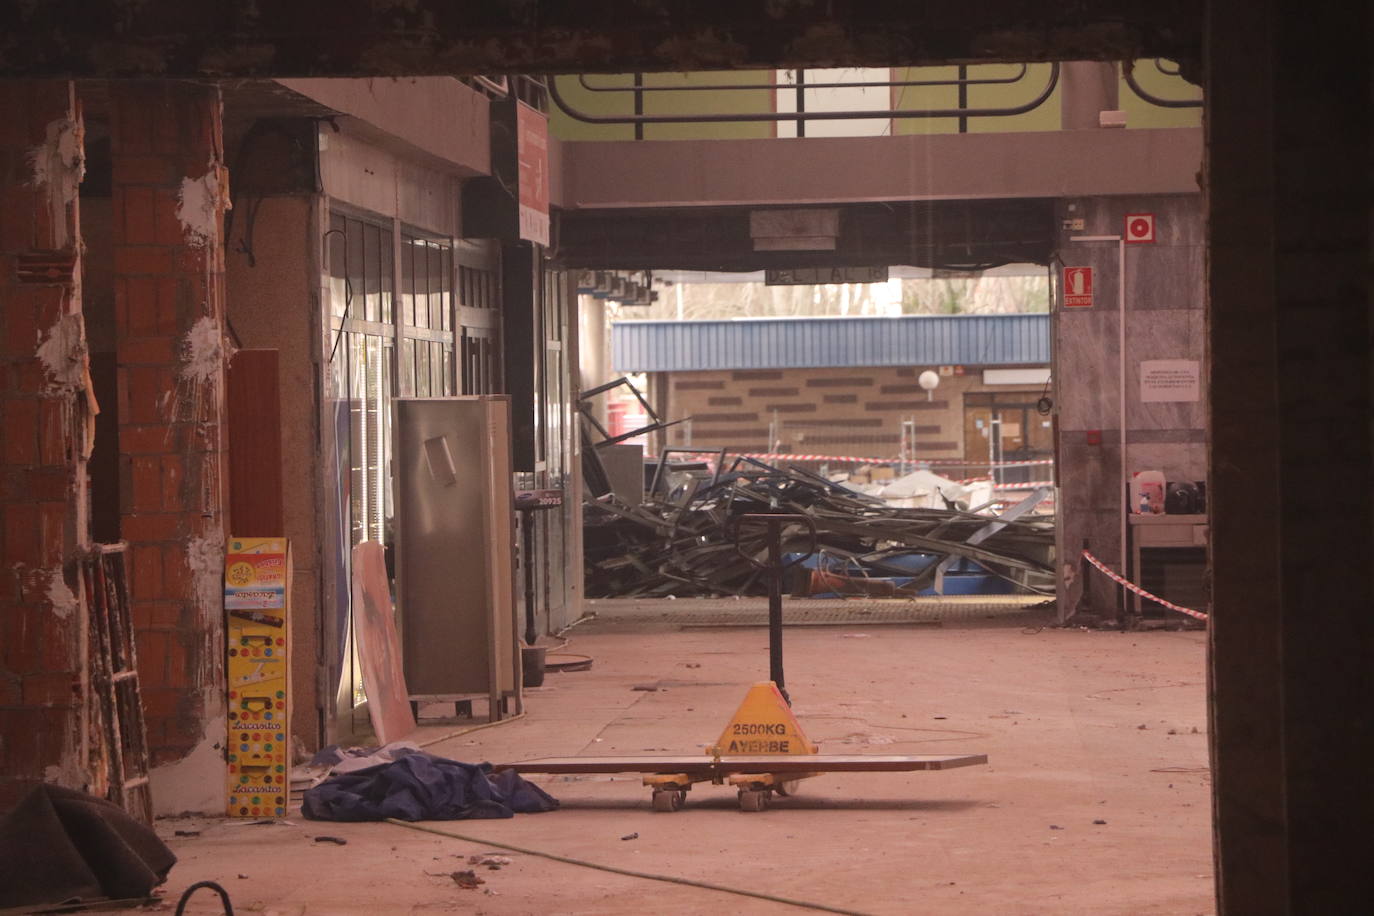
[612,314,1049,373]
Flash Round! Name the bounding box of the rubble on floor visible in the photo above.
[583,455,1054,599]
[834,465,995,511]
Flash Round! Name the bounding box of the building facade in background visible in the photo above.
[615,315,1053,481]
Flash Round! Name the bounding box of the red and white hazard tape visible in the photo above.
[734,452,887,464]
[1081,549,1208,621]
[727,452,1054,469]
[992,481,1055,491]
[928,458,1055,469]
[649,452,884,464]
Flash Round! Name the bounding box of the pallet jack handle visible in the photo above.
[730,513,817,704]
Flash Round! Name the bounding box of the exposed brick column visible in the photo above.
[0,82,90,807]
[109,83,229,804]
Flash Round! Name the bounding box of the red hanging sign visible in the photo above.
[516,102,550,246]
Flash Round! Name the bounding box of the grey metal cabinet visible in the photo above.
[393,396,521,719]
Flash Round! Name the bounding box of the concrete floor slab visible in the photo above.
[122,613,1213,915]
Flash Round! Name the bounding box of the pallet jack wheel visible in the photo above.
[652,789,685,812]
[775,779,801,797]
[738,788,770,812]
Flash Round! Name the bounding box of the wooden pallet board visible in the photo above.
[495,753,987,775]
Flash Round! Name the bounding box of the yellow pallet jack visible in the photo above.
[497,515,987,812]
[498,681,986,812]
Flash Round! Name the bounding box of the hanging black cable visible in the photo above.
[324,228,354,365]
[175,881,233,915]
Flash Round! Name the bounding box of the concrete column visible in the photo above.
[577,293,609,428]
[501,240,539,471]
[109,82,230,813]
[1052,193,1207,623]
[0,81,91,807]
[1060,62,1120,130]
[1207,0,1373,911]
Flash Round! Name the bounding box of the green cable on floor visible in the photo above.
[385,818,872,916]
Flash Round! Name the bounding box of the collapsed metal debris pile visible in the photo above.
[583,457,1055,599]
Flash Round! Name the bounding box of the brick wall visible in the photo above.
[664,365,1045,462]
[0,82,91,807]
[110,83,230,802]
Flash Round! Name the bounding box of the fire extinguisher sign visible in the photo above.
[1063,266,1094,308]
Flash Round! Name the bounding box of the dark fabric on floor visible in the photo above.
[0,784,176,909]
[301,752,559,822]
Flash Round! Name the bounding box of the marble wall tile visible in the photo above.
[1129,244,1205,311]
[1059,440,1123,510]
[1057,307,1121,430]
[1128,429,1207,443]
[1054,193,1208,617]
[1065,194,1205,247]
[1127,441,1207,481]
[1125,307,1207,431]
[1056,507,1126,615]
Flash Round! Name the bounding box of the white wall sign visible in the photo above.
[984,367,1051,386]
[764,266,888,285]
[1140,359,1200,402]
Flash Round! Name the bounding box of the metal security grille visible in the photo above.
[539,269,573,631]
[458,242,501,395]
[327,210,395,546]
[399,232,456,397]
[361,335,387,540]
[1137,547,1208,618]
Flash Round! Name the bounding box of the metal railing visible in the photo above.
[1122,59,1203,109]
[464,74,550,111]
[575,65,1035,96]
[549,63,1060,136]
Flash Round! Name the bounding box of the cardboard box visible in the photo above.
[225,538,291,817]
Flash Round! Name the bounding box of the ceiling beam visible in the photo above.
[552,199,1056,271]
[0,2,1202,79]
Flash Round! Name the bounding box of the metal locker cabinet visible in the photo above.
[393,396,521,719]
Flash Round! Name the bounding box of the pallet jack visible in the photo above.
[496,514,987,812]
